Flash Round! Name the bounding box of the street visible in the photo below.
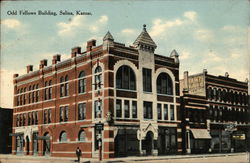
[0,153,249,163]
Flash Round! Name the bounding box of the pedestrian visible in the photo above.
[76,147,82,162]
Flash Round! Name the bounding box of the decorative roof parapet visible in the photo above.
[133,24,157,52]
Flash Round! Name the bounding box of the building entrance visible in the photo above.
[43,133,50,156]
[16,134,24,155]
[143,131,154,155]
[33,132,38,155]
[26,136,30,155]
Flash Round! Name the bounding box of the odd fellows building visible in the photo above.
[180,70,249,154]
[12,25,182,158]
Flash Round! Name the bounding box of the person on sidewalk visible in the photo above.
[76,147,82,163]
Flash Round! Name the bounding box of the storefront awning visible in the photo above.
[190,129,211,139]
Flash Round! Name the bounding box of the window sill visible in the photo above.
[143,91,153,94]
[60,96,69,99]
[116,88,137,92]
[157,94,173,97]
[78,92,86,95]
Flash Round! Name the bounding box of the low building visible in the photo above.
[0,108,13,154]
[12,25,182,158]
[180,70,249,154]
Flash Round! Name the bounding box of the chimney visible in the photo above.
[27,65,33,73]
[183,71,189,92]
[39,59,48,69]
[13,74,19,78]
[86,39,96,52]
[203,69,208,74]
[52,54,61,64]
[71,47,81,58]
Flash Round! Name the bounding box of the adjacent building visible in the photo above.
[180,70,249,154]
[0,108,13,154]
[12,25,182,158]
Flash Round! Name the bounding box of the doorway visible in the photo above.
[43,133,50,156]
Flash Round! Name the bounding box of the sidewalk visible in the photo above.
[0,152,248,163]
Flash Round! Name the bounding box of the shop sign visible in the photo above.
[232,134,245,140]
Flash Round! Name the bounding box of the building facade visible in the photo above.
[0,108,13,154]
[180,70,249,154]
[12,25,182,159]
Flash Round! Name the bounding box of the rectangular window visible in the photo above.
[157,104,162,120]
[78,103,86,120]
[44,110,47,124]
[65,83,69,96]
[124,100,130,118]
[36,90,39,102]
[28,112,31,125]
[35,111,38,124]
[48,109,51,123]
[164,104,168,120]
[49,87,52,99]
[23,95,26,105]
[23,113,26,126]
[60,85,64,97]
[45,88,48,100]
[143,101,153,119]
[65,106,68,121]
[143,68,152,92]
[132,101,137,118]
[170,105,175,120]
[60,107,64,122]
[116,100,122,118]
[95,100,102,118]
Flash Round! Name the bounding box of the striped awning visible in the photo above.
[190,129,211,139]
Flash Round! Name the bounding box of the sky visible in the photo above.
[1,0,249,108]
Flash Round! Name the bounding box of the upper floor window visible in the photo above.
[94,100,102,118]
[157,73,173,95]
[143,101,152,119]
[48,80,52,99]
[94,66,102,90]
[116,100,122,118]
[78,71,86,94]
[60,106,68,122]
[60,76,69,97]
[78,103,86,120]
[124,100,130,118]
[132,101,137,118]
[143,68,152,92]
[59,131,67,142]
[157,104,162,120]
[116,65,136,90]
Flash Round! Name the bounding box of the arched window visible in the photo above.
[78,71,86,93]
[48,80,52,99]
[65,75,69,96]
[213,88,217,101]
[157,73,173,95]
[94,66,102,90]
[78,130,86,142]
[60,77,65,97]
[116,65,136,90]
[59,131,67,142]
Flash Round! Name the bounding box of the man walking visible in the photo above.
[76,147,82,163]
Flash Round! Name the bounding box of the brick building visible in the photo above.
[180,70,249,154]
[12,25,182,158]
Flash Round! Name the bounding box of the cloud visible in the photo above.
[194,29,214,42]
[179,50,191,60]
[202,51,222,63]
[221,25,245,33]
[57,16,84,36]
[121,28,137,35]
[150,18,184,37]
[183,11,197,21]
[57,15,109,37]
[1,19,21,29]
[98,15,108,24]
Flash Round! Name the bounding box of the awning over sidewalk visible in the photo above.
[190,128,211,139]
